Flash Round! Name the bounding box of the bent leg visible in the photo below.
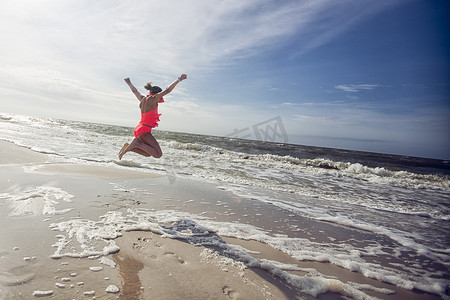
[130,148,151,157]
[139,133,163,158]
[125,135,162,158]
[119,139,144,159]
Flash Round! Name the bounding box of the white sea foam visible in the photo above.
[106,285,120,293]
[49,213,123,259]
[305,158,450,190]
[100,256,116,268]
[2,113,448,217]
[162,142,449,191]
[2,113,449,298]
[0,186,74,217]
[159,148,450,226]
[89,266,103,272]
[217,182,450,267]
[32,290,53,297]
[55,282,65,288]
[348,282,395,295]
[48,208,449,298]
[259,259,303,271]
[83,290,95,296]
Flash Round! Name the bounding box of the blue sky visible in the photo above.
[0,0,448,159]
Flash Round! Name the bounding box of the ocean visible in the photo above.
[0,112,449,299]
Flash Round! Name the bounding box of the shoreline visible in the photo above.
[0,141,444,299]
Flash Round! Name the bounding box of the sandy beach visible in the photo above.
[0,141,444,299]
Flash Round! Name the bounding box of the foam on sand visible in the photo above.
[48,208,448,299]
[32,290,53,297]
[1,138,446,300]
[106,284,120,293]
[0,186,73,217]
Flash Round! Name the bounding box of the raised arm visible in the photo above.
[154,74,187,101]
[124,77,144,101]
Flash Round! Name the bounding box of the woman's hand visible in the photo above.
[124,77,131,84]
[178,74,187,81]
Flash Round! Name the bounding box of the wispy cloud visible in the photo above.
[334,84,381,92]
[0,0,408,132]
[0,1,406,79]
[0,1,311,77]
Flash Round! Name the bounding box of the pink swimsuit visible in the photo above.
[133,96,164,139]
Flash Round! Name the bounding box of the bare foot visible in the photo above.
[118,143,129,160]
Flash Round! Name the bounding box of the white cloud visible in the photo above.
[0,0,407,136]
[0,1,405,80]
[0,1,309,77]
[334,84,381,92]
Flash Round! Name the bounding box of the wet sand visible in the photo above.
[0,141,443,299]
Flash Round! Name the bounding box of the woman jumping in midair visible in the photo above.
[119,74,187,160]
